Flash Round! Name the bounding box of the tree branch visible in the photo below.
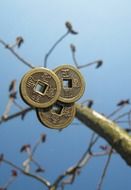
[0,107,33,124]
[0,38,34,68]
[44,31,69,67]
[3,158,51,188]
[75,103,131,166]
[97,148,113,190]
[1,103,131,166]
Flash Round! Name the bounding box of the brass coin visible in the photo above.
[36,101,76,129]
[54,65,85,103]
[20,67,61,108]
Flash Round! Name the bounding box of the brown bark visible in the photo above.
[75,104,131,166]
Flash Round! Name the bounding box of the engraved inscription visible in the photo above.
[61,69,70,77]
[46,87,57,98]
[31,93,42,103]
[20,68,61,108]
[63,90,73,98]
[73,78,80,88]
[49,114,60,124]
[37,103,75,129]
[26,77,36,88]
[41,73,52,81]
[54,65,85,103]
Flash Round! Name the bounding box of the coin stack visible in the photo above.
[20,65,85,129]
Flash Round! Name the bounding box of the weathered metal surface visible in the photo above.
[20,67,61,108]
[54,65,85,103]
[37,102,76,129]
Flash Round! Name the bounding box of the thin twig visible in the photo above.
[52,140,112,190]
[52,149,91,189]
[0,38,34,68]
[70,44,103,70]
[0,107,33,124]
[71,50,79,68]
[32,158,42,168]
[86,132,99,153]
[3,176,16,190]
[92,150,115,157]
[128,111,131,128]
[113,111,130,121]
[31,138,42,157]
[116,120,130,124]
[1,80,17,119]
[77,60,102,69]
[97,148,113,190]
[13,100,24,110]
[107,105,125,118]
[2,97,14,119]
[60,174,77,190]
[44,31,69,67]
[30,137,45,170]
[52,132,99,189]
[3,158,51,187]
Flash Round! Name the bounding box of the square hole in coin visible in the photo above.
[34,81,48,95]
[52,103,63,115]
[63,78,72,89]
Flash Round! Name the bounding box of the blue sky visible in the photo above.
[0,0,131,189]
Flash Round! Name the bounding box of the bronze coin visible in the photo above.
[20,67,61,108]
[54,65,85,103]
[36,101,76,129]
